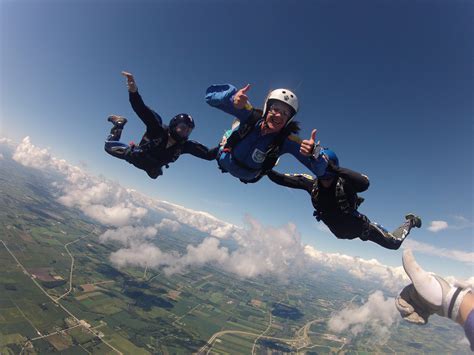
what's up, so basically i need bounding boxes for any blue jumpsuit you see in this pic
[205,84,327,182]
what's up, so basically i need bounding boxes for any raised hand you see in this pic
[233,84,251,109]
[300,129,318,157]
[121,71,138,93]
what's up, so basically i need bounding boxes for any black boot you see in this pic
[389,213,422,246]
[107,115,128,141]
[405,213,422,228]
[108,115,128,128]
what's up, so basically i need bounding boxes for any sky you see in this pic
[1,0,472,279]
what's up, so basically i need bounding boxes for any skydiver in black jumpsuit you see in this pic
[104,72,218,179]
[268,148,422,250]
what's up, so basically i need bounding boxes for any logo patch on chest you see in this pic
[252,148,267,163]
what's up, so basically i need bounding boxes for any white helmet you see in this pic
[263,88,299,119]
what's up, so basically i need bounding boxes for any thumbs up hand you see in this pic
[300,129,319,157]
[233,84,251,109]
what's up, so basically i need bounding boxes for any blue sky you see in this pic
[1,0,472,278]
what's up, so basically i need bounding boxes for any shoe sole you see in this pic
[107,115,128,126]
[405,213,422,228]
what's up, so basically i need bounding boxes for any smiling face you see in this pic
[264,101,293,133]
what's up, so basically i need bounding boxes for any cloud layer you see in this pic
[427,217,473,233]
[4,136,470,287]
[328,291,399,345]
[304,246,408,292]
[109,216,306,278]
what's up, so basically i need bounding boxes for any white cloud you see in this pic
[0,153,4,160]
[13,137,148,226]
[427,220,449,232]
[13,136,55,170]
[99,225,158,245]
[0,137,14,146]
[110,242,178,269]
[123,189,238,240]
[156,218,180,232]
[110,217,307,279]
[304,245,408,292]
[328,291,399,345]
[162,200,239,239]
[9,137,306,279]
[110,238,230,273]
[427,217,473,232]
[404,240,474,265]
[9,137,470,288]
[12,136,237,233]
[57,182,148,227]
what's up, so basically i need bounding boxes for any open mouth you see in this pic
[268,115,283,126]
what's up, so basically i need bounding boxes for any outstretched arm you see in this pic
[121,71,164,132]
[205,83,256,124]
[182,141,219,161]
[267,170,314,194]
[280,135,328,178]
[299,130,368,191]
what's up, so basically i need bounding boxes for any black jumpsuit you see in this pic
[267,163,414,250]
[105,91,218,178]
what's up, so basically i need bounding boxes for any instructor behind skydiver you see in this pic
[267,149,422,250]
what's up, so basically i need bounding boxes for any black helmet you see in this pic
[169,113,195,143]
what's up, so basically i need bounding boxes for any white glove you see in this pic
[395,249,471,324]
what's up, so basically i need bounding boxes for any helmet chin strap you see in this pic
[284,116,295,127]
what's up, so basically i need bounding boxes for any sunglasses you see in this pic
[268,104,291,118]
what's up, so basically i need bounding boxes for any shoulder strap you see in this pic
[335,177,360,213]
[259,125,294,174]
[223,109,263,151]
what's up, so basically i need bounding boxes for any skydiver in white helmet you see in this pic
[205,83,327,183]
